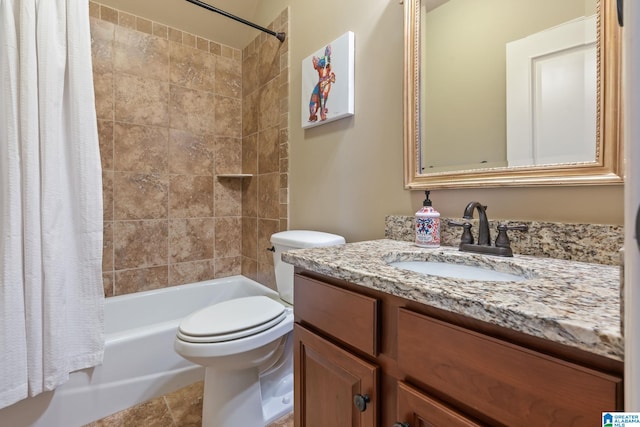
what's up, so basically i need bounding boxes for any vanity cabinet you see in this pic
[294,275,380,427]
[397,381,481,427]
[293,271,624,427]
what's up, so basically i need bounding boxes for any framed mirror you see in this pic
[403,0,622,189]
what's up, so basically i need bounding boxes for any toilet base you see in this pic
[202,366,264,427]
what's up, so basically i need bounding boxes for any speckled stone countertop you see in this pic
[283,239,623,361]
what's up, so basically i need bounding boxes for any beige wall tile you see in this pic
[88,1,100,19]
[170,42,216,92]
[215,256,241,277]
[103,221,114,272]
[209,41,221,56]
[97,119,114,170]
[242,133,258,175]
[113,220,168,270]
[241,256,258,281]
[242,91,259,137]
[258,37,281,86]
[214,95,242,138]
[258,79,279,131]
[152,22,168,39]
[169,175,213,218]
[118,11,136,30]
[169,260,215,286]
[102,272,114,298]
[257,219,278,267]
[221,45,233,58]
[169,218,215,263]
[93,72,113,120]
[114,26,169,81]
[242,176,258,218]
[242,216,257,260]
[113,123,168,173]
[168,129,213,176]
[242,51,259,97]
[214,217,241,259]
[102,171,114,221]
[99,5,118,24]
[215,55,241,98]
[214,137,242,175]
[113,172,168,220]
[90,18,114,74]
[196,36,209,51]
[258,127,279,174]
[114,75,169,126]
[114,266,168,295]
[214,179,242,217]
[90,5,289,309]
[169,85,217,135]
[258,173,279,220]
[168,27,183,43]
[182,32,196,48]
[136,17,153,35]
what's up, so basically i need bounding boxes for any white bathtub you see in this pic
[0,275,289,427]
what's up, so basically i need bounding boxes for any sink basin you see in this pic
[389,261,527,282]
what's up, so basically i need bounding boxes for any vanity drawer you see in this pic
[397,308,622,426]
[294,274,379,356]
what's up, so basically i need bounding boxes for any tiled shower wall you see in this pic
[90,1,289,296]
[86,2,290,426]
[241,11,290,289]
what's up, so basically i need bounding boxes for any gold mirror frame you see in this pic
[403,0,623,189]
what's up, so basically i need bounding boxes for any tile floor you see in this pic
[84,380,293,426]
[268,411,294,427]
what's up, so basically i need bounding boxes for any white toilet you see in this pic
[174,230,346,427]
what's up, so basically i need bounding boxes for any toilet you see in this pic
[174,230,346,427]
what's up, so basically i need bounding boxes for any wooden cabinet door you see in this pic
[294,324,378,427]
[396,381,484,427]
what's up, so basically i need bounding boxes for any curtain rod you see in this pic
[185,0,286,42]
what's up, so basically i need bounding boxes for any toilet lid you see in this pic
[177,296,286,343]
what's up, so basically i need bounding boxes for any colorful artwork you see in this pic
[301,32,354,129]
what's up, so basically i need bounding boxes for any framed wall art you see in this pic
[301,31,355,129]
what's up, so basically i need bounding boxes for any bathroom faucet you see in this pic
[448,201,528,257]
[462,202,490,245]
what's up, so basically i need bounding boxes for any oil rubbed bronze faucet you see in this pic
[448,201,528,257]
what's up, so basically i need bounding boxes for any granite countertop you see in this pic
[282,239,623,361]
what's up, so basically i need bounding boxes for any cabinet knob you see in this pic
[353,394,370,412]
[393,423,410,427]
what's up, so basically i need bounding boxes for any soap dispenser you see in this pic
[415,190,440,248]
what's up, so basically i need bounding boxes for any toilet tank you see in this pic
[270,230,346,305]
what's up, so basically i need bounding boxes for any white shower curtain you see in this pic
[0,0,104,409]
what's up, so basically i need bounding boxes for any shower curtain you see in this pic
[0,0,104,409]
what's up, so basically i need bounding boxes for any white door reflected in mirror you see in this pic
[507,15,597,167]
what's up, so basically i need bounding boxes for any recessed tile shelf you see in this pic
[216,174,254,178]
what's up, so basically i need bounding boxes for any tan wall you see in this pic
[287,0,414,242]
[284,0,622,242]
[92,2,289,296]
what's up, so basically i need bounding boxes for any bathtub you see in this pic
[0,275,290,427]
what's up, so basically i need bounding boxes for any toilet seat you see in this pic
[177,296,286,343]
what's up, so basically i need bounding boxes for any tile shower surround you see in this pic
[88,2,291,425]
[92,1,290,297]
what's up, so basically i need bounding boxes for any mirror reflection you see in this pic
[403,0,622,189]
[421,0,597,173]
